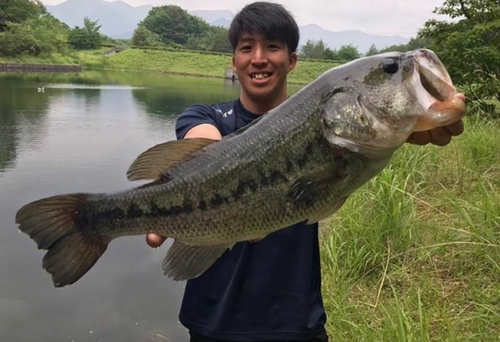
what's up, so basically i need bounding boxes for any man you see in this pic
[146,2,465,341]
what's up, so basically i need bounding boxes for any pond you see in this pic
[0,70,302,341]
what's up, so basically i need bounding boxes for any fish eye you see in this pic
[381,58,399,74]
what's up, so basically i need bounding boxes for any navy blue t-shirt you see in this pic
[175,99,326,341]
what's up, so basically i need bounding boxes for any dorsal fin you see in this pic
[126,138,217,181]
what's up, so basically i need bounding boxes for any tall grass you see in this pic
[320,115,500,341]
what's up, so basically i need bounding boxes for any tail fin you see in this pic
[15,193,109,287]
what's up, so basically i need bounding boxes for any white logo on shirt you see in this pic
[215,109,233,118]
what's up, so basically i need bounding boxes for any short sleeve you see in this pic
[175,104,218,140]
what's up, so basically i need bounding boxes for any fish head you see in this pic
[321,49,466,158]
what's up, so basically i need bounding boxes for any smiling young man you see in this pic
[146,2,465,341]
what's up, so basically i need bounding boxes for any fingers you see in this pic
[429,126,452,146]
[146,233,166,248]
[407,130,432,145]
[443,119,464,137]
[408,127,451,146]
[407,119,465,146]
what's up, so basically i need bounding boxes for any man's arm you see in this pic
[146,124,222,248]
[184,124,222,140]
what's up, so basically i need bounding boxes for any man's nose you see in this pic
[251,46,269,65]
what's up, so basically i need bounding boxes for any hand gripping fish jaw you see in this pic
[319,49,466,158]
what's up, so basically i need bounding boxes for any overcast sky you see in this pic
[39,0,451,38]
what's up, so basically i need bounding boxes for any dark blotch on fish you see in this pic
[233,179,259,200]
[198,200,208,211]
[127,202,144,218]
[210,193,230,208]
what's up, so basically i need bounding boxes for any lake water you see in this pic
[0,70,301,341]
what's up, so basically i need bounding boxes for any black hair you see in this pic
[228,2,300,54]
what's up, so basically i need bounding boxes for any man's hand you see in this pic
[407,119,464,146]
[146,234,166,248]
[407,93,466,146]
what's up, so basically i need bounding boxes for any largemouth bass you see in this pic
[16,49,466,287]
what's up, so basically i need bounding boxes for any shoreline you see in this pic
[0,63,310,85]
[0,63,82,73]
[0,49,340,84]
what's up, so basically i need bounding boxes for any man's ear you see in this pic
[288,52,298,72]
[232,56,236,71]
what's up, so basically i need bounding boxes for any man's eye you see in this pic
[240,45,252,51]
[268,44,280,50]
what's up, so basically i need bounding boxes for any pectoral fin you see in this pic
[162,240,232,281]
[306,196,348,224]
[287,162,350,224]
[287,163,346,206]
[127,138,217,181]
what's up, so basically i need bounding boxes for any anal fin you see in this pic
[162,240,232,281]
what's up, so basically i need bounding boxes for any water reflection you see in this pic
[0,71,304,342]
[0,77,51,173]
[0,72,230,342]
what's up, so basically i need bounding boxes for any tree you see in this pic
[419,0,500,104]
[365,44,379,56]
[378,37,431,53]
[0,22,41,56]
[69,17,102,49]
[209,26,232,53]
[25,13,69,54]
[0,0,69,56]
[139,5,210,46]
[300,39,329,59]
[134,6,232,52]
[132,26,165,48]
[184,26,232,53]
[0,0,41,31]
[323,47,338,60]
[336,44,361,61]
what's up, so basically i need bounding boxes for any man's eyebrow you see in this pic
[238,37,255,43]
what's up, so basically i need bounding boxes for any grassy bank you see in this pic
[320,115,500,340]
[0,48,340,84]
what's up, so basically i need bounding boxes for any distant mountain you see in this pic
[187,13,409,52]
[46,0,152,38]
[189,10,234,25]
[299,24,409,53]
[210,18,232,29]
[46,0,410,51]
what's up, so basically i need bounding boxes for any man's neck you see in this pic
[239,92,289,115]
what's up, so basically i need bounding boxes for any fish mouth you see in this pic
[419,62,453,102]
[412,49,466,132]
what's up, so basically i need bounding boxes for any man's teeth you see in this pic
[252,73,270,79]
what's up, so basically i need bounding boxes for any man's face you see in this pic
[232,32,297,106]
